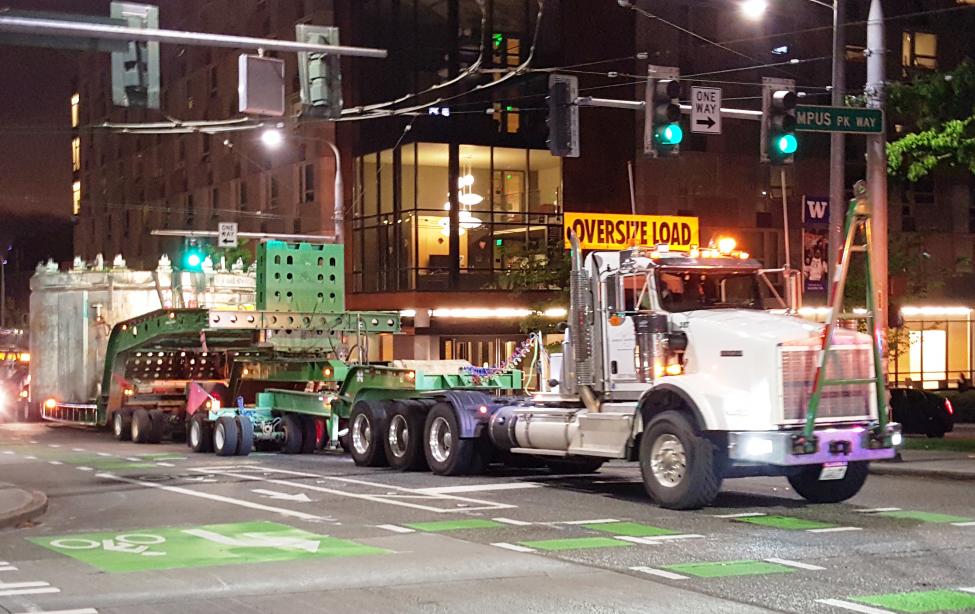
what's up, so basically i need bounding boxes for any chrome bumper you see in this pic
[727,423,901,466]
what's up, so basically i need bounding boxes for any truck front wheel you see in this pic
[787,462,869,503]
[639,411,722,510]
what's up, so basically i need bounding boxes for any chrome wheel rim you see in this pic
[190,421,201,448]
[429,416,452,464]
[131,418,140,441]
[352,413,371,455]
[388,414,409,458]
[650,433,687,488]
[113,413,123,436]
[214,424,225,451]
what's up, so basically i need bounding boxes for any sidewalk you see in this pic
[871,447,975,481]
[0,482,47,529]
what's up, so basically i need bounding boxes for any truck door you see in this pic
[603,273,641,383]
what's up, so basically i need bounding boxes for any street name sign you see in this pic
[690,87,722,134]
[218,222,239,248]
[795,106,884,134]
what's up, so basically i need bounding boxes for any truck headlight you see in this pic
[744,436,774,457]
[891,431,903,446]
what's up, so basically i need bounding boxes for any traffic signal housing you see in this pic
[546,75,580,158]
[109,2,160,109]
[645,66,682,158]
[761,78,798,165]
[296,25,343,119]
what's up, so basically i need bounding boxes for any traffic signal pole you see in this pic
[828,0,847,296]
[866,0,889,349]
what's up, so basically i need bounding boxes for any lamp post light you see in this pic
[740,0,845,295]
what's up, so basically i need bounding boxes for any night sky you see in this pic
[0,1,104,220]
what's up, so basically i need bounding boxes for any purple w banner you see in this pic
[802,195,829,227]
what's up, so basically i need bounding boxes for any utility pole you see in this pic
[866,0,889,345]
[828,0,846,292]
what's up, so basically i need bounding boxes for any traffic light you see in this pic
[182,240,205,272]
[296,25,343,119]
[546,75,580,158]
[645,66,682,158]
[109,2,160,109]
[761,77,798,165]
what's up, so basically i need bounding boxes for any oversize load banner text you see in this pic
[564,213,700,251]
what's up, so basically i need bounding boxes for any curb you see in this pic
[0,490,48,529]
[870,465,975,482]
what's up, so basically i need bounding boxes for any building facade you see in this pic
[72,0,975,366]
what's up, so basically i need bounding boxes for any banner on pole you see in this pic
[801,195,829,294]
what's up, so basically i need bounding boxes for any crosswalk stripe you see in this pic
[815,598,895,614]
[951,521,975,527]
[0,587,61,597]
[376,524,415,533]
[48,461,62,465]
[560,518,619,525]
[492,542,536,553]
[14,609,99,614]
[764,558,825,571]
[615,536,662,545]
[76,466,93,472]
[807,526,862,533]
[493,517,533,526]
[0,581,51,589]
[0,567,18,572]
[713,512,766,518]
[855,507,901,513]
[630,566,688,580]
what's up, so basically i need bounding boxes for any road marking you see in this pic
[95,473,327,522]
[0,587,61,597]
[559,518,619,525]
[952,521,975,527]
[492,542,536,553]
[0,566,18,572]
[28,440,38,444]
[96,452,113,457]
[856,507,901,513]
[76,466,93,472]
[630,566,688,580]
[24,456,37,460]
[0,581,52,589]
[182,528,321,553]
[493,517,533,526]
[48,444,60,448]
[764,558,825,570]
[71,448,84,452]
[2,451,14,455]
[961,587,975,594]
[13,609,99,614]
[48,461,62,466]
[648,534,704,541]
[807,526,862,534]
[195,467,516,513]
[251,489,312,503]
[816,599,895,614]
[615,536,662,545]
[713,512,766,518]
[126,457,141,462]
[156,462,176,467]
[376,524,415,534]
[413,482,542,495]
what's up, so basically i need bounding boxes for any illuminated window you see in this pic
[902,31,937,70]
[71,137,81,172]
[72,181,81,216]
[70,93,80,128]
[910,329,947,389]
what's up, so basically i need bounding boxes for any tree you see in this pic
[492,237,570,334]
[887,60,975,182]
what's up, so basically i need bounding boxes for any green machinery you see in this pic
[98,241,521,456]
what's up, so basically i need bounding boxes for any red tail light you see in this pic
[945,398,954,416]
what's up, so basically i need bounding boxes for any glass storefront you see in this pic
[353,142,563,292]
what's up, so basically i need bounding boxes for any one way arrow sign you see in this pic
[691,86,722,135]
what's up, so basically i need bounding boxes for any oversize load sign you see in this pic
[564,213,700,251]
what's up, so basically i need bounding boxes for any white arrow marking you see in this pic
[182,528,320,553]
[101,539,147,554]
[251,489,312,503]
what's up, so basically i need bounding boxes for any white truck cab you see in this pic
[488,240,900,509]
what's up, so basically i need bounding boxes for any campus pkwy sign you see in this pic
[564,213,700,252]
[795,105,884,134]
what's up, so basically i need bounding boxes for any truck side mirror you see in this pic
[556,321,568,333]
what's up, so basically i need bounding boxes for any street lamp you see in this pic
[741,0,846,291]
[260,128,284,150]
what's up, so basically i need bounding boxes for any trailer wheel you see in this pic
[213,416,240,457]
[281,414,304,455]
[235,415,254,456]
[113,410,132,441]
[424,402,483,476]
[385,401,428,471]
[787,461,869,504]
[348,401,388,467]
[131,409,152,444]
[147,410,165,444]
[639,410,722,510]
[189,414,212,453]
[299,416,318,454]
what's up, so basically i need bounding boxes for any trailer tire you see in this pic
[300,415,318,455]
[147,410,165,444]
[281,414,304,455]
[131,409,152,444]
[236,415,254,456]
[424,402,482,476]
[385,401,428,471]
[787,461,869,504]
[113,410,132,441]
[213,416,239,457]
[639,410,722,510]
[189,414,212,453]
[348,401,388,467]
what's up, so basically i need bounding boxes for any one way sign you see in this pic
[691,86,722,135]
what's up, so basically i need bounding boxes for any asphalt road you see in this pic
[1,423,974,614]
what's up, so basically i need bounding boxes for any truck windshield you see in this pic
[657,268,763,312]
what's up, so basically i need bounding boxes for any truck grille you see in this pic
[780,342,874,423]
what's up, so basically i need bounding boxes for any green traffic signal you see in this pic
[656,123,684,146]
[776,133,798,155]
[182,248,205,271]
